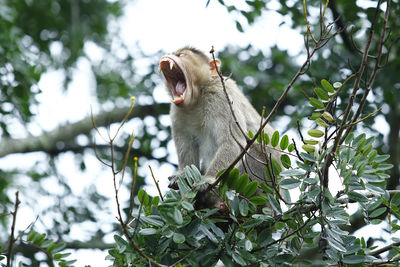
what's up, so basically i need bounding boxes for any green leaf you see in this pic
[114,235,128,247]
[235,21,244,32]
[181,201,194,211]
[54,253,71,260]
[173,233,185,243]
[243,181,258,198]
[235,231,245,239]
[345,132,354,145]
[300,152,316,162]
[248,130,254,138]
[321,79,335,93]
[264,133,270,145]
[200,225,218,243]
[310,112,322,120]
[327,236,346,252]
[27,231,37,242]
[280,169,306,176]
[267,194,281,214]
[322,111,334,121]
[232,196,240,216]
[280,154,291,168]
[369,207,387,218]
[356,137,367,151]
[280,135,289,150]
[178,174,191,193]
[226,168,240,188]
[391,192,400,206]
[242,218,263,229]
[271,158,282,175]
[249,196,268,206]
[232,252,246,266]
[279,178,301,189]
[357,162,367,177]
[173,208,183,224]
[139,228,157,235]
[316,118,329,128]
[191,164,202,181]
[234,174,249,193]
[314,87,329,101]
[271,131,279,147]
[151,196,160,206]
[333,82,342,89]
[309,97,325,109]
[288,143,295,152]
[304,139,319,145]
[368,150,378,162]
[141,216,164,227]
[348,191,369,202]
[138,189,149,206]
[245,240,253,251]
[260,181,274,194]
[365,183,385,194]
[376,163,394,171]
[374,154,390,163]
[184,166,194,185]
[52,242,67,253]
[33,233,46,245]
[362,143,373,156]
[239,199,249,216]
[308,129,324,138]
[274,221,286,230]
[342,255,366,264]
[302,144,315,153]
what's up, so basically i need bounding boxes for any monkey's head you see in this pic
[159,47,220,107]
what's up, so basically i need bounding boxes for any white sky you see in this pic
[2,0,392,266]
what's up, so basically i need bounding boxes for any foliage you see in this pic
[107,94,397,265]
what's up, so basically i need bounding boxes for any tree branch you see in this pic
[6,192,20,267]
[328,0,355,53]
[0,103,169,158]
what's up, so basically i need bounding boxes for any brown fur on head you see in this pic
[159,47,220,107]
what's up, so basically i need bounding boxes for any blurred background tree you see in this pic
[0,0,398,265]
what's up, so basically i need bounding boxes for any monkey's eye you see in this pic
[178,52,186,57]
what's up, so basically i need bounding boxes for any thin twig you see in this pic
[149,165,164,201]
[209,46,249,141]
[368,240,400,257]
[6,191,20,267]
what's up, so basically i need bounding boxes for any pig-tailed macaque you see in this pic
[159,47,279,207]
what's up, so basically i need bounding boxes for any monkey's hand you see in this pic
[168,174,180,190]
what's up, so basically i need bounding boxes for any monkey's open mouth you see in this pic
[159,57,187,105]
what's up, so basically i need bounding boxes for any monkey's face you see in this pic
[159,48,211,107]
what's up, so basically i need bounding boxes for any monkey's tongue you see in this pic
[172,81,186,104]
[175,81,186,96]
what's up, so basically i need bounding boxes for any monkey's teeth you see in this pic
[169,61,174,70]
[172,95,184,105]
[158,65,161,73]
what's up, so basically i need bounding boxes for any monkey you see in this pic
[159,47,279,207]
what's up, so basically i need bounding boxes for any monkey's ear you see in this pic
[209,59,221,77]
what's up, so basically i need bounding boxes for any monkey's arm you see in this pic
[168,126,200,189]
[205,139,241,177]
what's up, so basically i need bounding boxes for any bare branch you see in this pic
[6,192,20,267]
[0,103,169,158]
[209,46,249,141]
